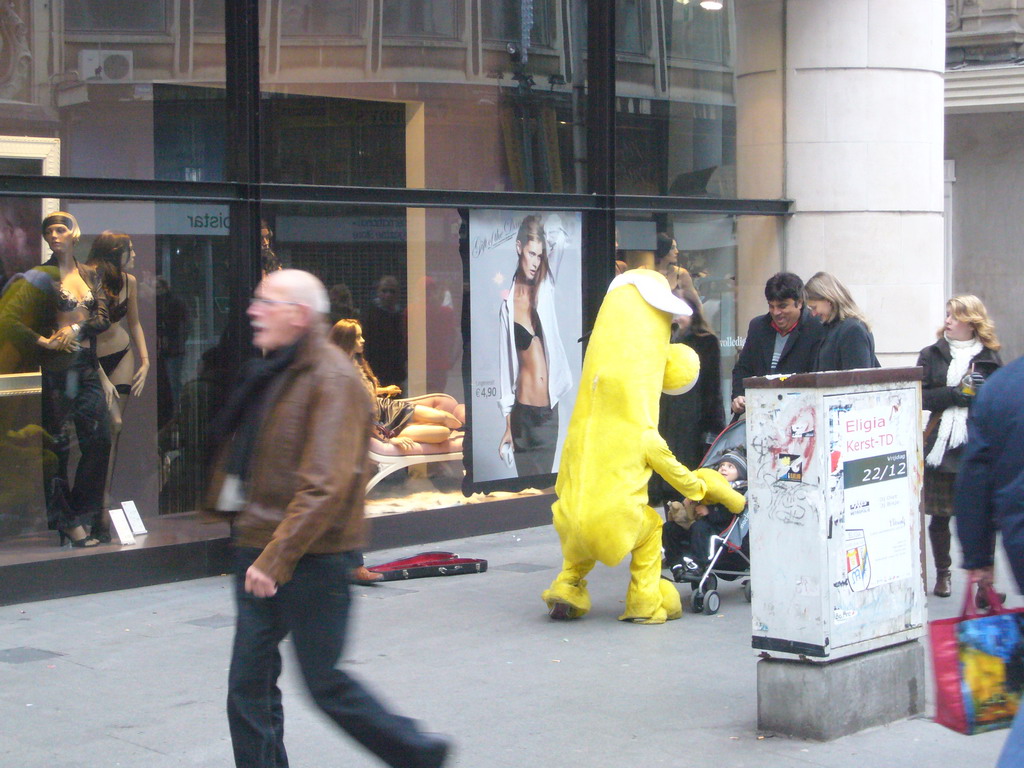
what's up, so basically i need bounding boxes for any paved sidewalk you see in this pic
[0,524,1010,768]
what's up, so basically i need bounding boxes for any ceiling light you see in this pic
[700,0,723,9]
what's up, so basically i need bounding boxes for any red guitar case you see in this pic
[366,551,488,581]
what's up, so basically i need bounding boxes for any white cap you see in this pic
[607,269,692,316]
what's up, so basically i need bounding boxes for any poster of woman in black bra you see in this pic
[464,210,581,491]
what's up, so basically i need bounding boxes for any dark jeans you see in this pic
[228,547,436,768]
[510,401,558,476]
[41,353,111,531]
[662,520,691,568]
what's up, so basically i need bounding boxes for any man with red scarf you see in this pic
[730,272,825,416]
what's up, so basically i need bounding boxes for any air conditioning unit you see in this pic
[78,50,134,83]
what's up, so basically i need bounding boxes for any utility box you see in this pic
[745,367,925,662]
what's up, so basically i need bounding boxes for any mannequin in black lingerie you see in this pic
[86,232,150,537]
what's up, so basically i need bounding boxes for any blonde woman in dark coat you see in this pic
[918,294,1002,598]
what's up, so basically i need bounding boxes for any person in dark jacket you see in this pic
[954,354,1024,768]
[361,274,407,387]
[804,271,880,371]
[650,297,725,507]
[204,269,449,768]
[730,272,824,416]
[920,294,1002,598]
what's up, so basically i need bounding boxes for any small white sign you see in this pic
[121,500,147,535]
[109,508,136,545]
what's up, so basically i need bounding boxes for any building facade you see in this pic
[0,0,945,604]
[945,0,1024,364]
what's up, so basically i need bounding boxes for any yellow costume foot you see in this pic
[547,601,583,620]
[542,579,591,620]
[618,579,683,624]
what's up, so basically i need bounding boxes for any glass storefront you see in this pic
[0,0,782,600]
[260,0,585,193]
[2,0,228,182]
[615,0,736,198]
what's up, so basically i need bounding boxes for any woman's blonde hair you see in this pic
[940,294,1001,350]
[804,271,869,328]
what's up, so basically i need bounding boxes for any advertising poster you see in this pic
[826,389,918,593]
[464,210,582,491]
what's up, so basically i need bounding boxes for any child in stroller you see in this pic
[662,430,751,613]
[665,450,748,580]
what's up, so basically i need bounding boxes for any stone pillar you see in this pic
[736,0,947,365]
[735,0,786,326]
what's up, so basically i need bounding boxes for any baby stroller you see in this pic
[667,418,751,615]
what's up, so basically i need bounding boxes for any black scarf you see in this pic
[208,341,300,480]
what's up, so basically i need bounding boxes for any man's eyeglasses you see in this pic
[249,297,304,308]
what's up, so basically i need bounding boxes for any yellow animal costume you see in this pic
[542,269,745,624]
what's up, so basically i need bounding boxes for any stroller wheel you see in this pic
[703,590,721,615]
[704,573,718,593]
[690,591,704,614]
[743,580,752,603]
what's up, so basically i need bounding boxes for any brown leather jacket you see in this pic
[203,328,374,585]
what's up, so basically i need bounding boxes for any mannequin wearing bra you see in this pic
[86,232,150,534]
[31,213,112,546]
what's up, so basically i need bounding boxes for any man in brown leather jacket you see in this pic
[204,269,449,768]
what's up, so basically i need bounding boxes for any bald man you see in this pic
[204,270,450,768]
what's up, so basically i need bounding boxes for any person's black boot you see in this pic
[933,569,951,598]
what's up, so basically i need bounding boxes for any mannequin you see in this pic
[86,232,149,539]
[0,212,112,546]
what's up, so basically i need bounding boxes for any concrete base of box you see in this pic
[757,640,926,741]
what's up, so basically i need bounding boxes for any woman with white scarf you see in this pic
[918,295,1002,598]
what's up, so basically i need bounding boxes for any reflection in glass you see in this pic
[0,199,238,550]
[664,0,730,63]
[615,0,736,197]
[616,0,648,55]
[0,1,226,182]
[282,0,362,37]
[616,214,738,414]
[260,203,469,503]
[482,0,555,46]
[66,1,167,33]
[383,0,458,38]
[261,0,585,192]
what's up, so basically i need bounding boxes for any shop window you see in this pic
[66,0,168,33]
[382,0,458,39]
[482,0,555,47]
[0,199,234,547]
[615,214,739,427]
[282,0,363,37]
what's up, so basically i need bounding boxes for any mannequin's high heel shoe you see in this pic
[58,525,99,549]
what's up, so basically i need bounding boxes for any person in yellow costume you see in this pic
[542,269,745,624]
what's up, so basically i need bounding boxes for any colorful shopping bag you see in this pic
[930,579,1024,734]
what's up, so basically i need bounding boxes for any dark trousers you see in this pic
[689,518,718,569]
[662,520,691,568]
[228,547,434,768]
[510,401,558,476]
[929,516,953,572]
[41,354,111,531]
